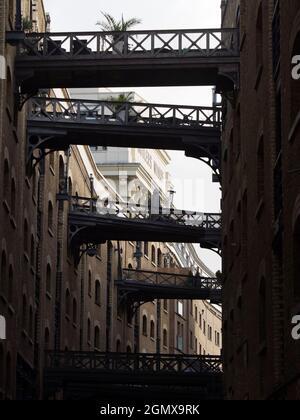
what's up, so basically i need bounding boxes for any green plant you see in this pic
[97,12,141,32]
[22,16,33,31]
[109,92,135,112]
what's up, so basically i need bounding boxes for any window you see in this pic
[163,299,168,312]
[195,337,198,354]
[150,320,155,339]
[46,264,51,295]
[65,289,71,317]
[24,219,29,254]
[48,201,53,231]
[257,137,265,200]
[194,306,198,323]
[142,315,147,336]
[95,280,101,305]
[157,249,162,267]
[199,314,202,330]
[30,235,35,267]
[3,159,9,201]
[22,294,27,330]
[94,326,100,350]
[151,245,156,264]
[87,319,91,343]
[203,320,206,336]
[72,299,77,324]
[116,339,121,353]
[163,329,168,348]
[45,328,50,350]
[0,251,7,296]
[144,242,149,257]
[88,271,92,296]
[8,265,13,304]
[177,322,183,351]
[10,178,16,217]
[190,331,193,349]
[176,300,184,317]
[256,3,263,70]
[29,306,33,338]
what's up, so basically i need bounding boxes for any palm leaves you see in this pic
[97,12,142,32]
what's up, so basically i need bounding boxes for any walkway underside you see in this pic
[117,269,222,304]
[44,352,223,401]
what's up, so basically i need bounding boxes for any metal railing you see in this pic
[45,351,222,374]
[29,97,222,129]
[20,28,239,59]
[121,268,221,291]
[69,196,222,230]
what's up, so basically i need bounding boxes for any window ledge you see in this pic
[46,291,52,300]
[48,228,54,238]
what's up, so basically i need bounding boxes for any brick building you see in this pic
[0,0,221,400]
[222,0,300,400]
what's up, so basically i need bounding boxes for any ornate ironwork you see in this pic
[69,196,221,229]
[117,268,222,304]
[28,97,222,129]
[45,351,222,374]
[121,268,220,290]
[20,28,239,59]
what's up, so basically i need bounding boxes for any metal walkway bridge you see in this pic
[9,28,239,92]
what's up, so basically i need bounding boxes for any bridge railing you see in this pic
[121,268,221,290]
[21,28,239,59]
[29,97,222,129]
[45,351,222,374]
[69,196,221,229]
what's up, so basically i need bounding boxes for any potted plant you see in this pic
[109,92,135,122]
[97,12,142,54]
[22,16,33,32]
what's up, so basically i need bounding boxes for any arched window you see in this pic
[94,326,100,350]
[88,270,92,295]
[29,305,34,338]
[126,345,132,353]
[24,219,29,253]
[157,249,162,267]
[48,201,53,231]
[65,289,71,317]
[163,299,168,312]
[142,315,147,336]
[10,178,16,217]
[144,242,149,257]
[163,329,168,348]
[87,319,91,343]
[116,339,121,353]
[30,235,35,267]
[255,3,263,70]
[3,159,9,200]
[72,298,77,324]
[68,177,73,196]
[95,280,101,305]
[151,245,156,264]
[0,251,7,296]
[46,264,51,295]
[150,320,155,339]
[22,294,27,330]
[8,265,13,304]
[58,156,65,193]
[45,328,50,350]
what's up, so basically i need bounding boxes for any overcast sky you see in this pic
[43,0,222,272]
